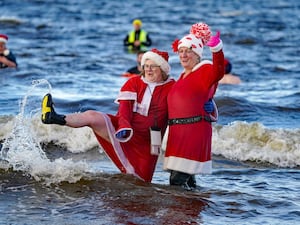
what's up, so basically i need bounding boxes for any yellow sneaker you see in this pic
[41,94,66,125]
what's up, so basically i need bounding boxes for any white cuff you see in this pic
[115,128,133,142]
[210,40,223,53]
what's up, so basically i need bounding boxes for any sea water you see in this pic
[0,0,299,224]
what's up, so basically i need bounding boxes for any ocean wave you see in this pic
[0,16,23,25]
[212,121,300,168]
[1,114,299,176]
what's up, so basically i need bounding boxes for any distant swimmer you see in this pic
[0,34,17,68]
[219,58,241,85]
[122,50,146,78]
[123,19,152,53]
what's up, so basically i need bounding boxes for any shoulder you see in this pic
[128,75,143,84]
[192,60,212,72]
[121,75,142,90]
[219,74,241,85]
[161,78,176,88]
[168,78,176,84]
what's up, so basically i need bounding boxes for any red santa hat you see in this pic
[172,22,211,58]
[141,48,171,74]
[0,34,8,43]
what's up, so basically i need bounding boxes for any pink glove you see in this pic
[206,31,221,47]
[206,31,223,52]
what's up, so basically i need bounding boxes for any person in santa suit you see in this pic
[0,34,17,68]
[164,22,224,190]
[41,48,175,183]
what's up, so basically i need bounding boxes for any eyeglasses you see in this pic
[143,64,160,70]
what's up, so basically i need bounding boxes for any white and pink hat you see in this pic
[172,22,212,58]
[0,34,8,43]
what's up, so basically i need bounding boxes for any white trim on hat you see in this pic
[0,37,7,43]
[141,51,170,74]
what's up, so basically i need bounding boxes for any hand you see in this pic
[206,31,221,48]
[134,40,141,47]
[204,99,214,113]
[116,130,130,139]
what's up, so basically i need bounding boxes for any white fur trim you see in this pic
[137,84,152,116]
[115,128,133,142]
[210,99,218,122]
[192,59,212,72]
[0,37,7,43]
[141,51,170,74]
[99,113,136,175]
[163,156,212,174]
[209,39,223,53]
[114,91,137,104]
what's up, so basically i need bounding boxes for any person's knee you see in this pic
[83,110,103,120]
[83,110,104,126]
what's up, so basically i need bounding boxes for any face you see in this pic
[0,42,6,53]
[137,52,144,65]
[133,24,141,31]
[178,47,200,71]
[143,59,164,83]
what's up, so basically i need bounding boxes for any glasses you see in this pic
[143,64,160,70]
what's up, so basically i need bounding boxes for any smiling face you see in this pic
[178,47,200,72]
[143,59,164,83]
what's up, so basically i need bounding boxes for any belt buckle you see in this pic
[192,116,201,123]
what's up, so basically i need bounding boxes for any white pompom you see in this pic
[3,49,10,56]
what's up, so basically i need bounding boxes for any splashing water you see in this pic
[0,79,90,184]
[1,79,51,162]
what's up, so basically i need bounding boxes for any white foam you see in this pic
[33,115,99,153]
[1,80,299,186]
[0,79,99,184]
[212,121,300,168]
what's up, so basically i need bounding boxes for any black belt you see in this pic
[168,115,213,125]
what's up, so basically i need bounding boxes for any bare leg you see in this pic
[65,110,111,142]
[42,94,111,143]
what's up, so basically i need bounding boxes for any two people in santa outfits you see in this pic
[41,22,224,190]
[42,48,175,182]
[0,34,17,68]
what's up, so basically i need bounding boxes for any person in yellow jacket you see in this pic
[123,19,152,53]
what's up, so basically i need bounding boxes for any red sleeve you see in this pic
[209,83,218,99]
[199,50,224,92]
[117,100,134,130]
[212,50,225,83]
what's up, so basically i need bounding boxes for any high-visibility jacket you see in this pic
[127,29,147,50]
